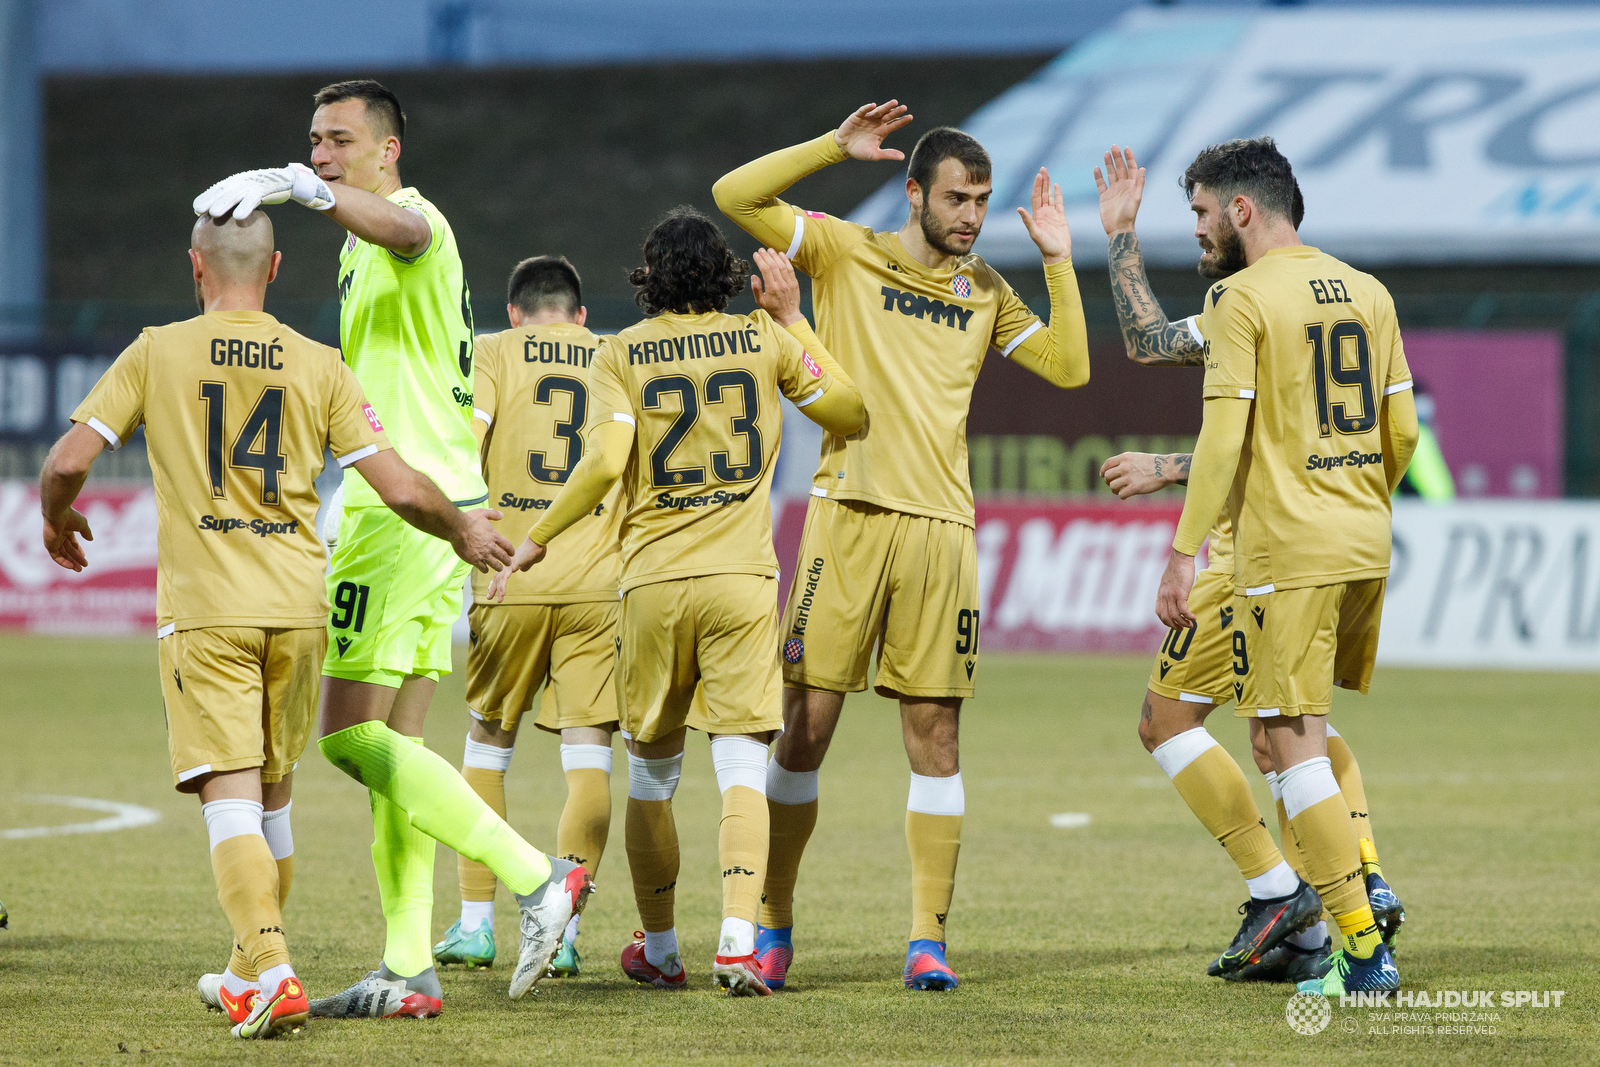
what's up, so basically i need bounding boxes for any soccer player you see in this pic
[432,256,623,977]
[1150,138,1418,996]
[713,101,1090,990]
[1095,145,1406,982]
[38,212,509,1038]
[492,212,864,995]
[193,80,589,1015]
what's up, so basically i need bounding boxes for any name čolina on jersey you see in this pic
[210,337,285,369]
[525,339,596,367]
[626,327,762,365]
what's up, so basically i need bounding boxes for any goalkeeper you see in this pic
[194,80,588,1017]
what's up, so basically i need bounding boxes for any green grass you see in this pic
[1,636,1596,1065]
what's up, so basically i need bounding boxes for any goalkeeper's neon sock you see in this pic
[319,721,552,894]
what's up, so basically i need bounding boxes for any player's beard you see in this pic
[918,203,979,259]
[1197,215,1246,279]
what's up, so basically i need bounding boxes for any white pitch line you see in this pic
[1049,812,1092,829]
[1,794,162,840]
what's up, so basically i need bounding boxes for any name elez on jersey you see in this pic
[210,337,284,369]
[1308,279,1352,305]
[524,338,596,368]
[879,286,974,331]
[627,328,762,365]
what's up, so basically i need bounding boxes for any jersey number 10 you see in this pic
[1305,321,1376,438]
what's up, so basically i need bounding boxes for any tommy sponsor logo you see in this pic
[654,489,753,511]
[1307,450,1383,471]
[499,492,553,512]
[879,285,974,331]
[361,403,383,432]
[628,329,761,365]
[791,556,824,636]
[197,516,301,537]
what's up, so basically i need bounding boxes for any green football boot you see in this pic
[548,939,582,977]
[433,918,495,968]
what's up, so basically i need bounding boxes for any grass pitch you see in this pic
[1,635,1596,1065]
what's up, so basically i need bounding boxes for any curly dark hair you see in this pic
[628,207,750,316]
[1181,137,1299,224]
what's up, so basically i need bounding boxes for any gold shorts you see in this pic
[1235,579,1385,718]
[465,600,618,734]
[780,497,980,699]
[618,573,783,743]
[1147,568,1242,706]
[157,626,325,792]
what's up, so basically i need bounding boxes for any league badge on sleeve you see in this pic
[802,352,821,378]
[362,403,384,432]
[952,275,971,299]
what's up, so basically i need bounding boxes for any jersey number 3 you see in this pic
[528,375,587,484]
[1305,321,1376,438]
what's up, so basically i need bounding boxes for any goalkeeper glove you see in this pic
[193,162,335,220]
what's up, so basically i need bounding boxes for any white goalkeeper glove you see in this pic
[193,162,336,220]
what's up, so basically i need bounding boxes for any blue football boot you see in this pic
[904,939,959,991]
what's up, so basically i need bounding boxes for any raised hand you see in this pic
[1101,452,1187,499]
[43,507,93,572]
[834,101,914,162]
[750,248,803,326]
[1094,145,1144,236]
[1016,167,1072,265]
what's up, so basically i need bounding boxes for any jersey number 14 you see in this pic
[199,382,286,505]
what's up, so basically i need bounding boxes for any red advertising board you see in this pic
[775,497,1200,654]
[0,482,158,633]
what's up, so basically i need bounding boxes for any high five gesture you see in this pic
[833,101,914,162]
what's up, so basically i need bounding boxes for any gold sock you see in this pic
[1328,734,1382,877]
[906,812,961,943]
[626,798,679,932]
[718,785,768,927]
[1335,904,1384,959]
[558,768,612,879]
[1170,746,1283,880]
[760,799,817,928]
[228,854,293,982]
[1287,794,1368,934]
[458,765,505,905]
[212,834,289,976]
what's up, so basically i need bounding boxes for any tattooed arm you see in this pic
[1101,451,1193,498]
[1107,232,1207,366]
[1094,145,1206,367]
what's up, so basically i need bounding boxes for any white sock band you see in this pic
[710,735,769,794]
[1264,770,1282,803]
[1326,723,1342,740]
[261,801,294,861]
[561,743,614,775]
[719,916,756,956]
[460,899,494,929]
[766,758,819,805]
[1150,727,1220,780]
[1278,756,1341,821]
[643,928,679,968]
[1246,859,1301,900]
[627,751,683,801]
[202,798,264,851]
[463,734,514,771]
[907,771,965,817]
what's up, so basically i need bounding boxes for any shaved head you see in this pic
[192,211,275,284]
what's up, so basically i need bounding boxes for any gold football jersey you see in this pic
[1200,246,1412,592]
[73,311,389,631]
[791,212,1047,525]
[586,308,836,592]
[1182,306,1234,576]
[472,323,624,604]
